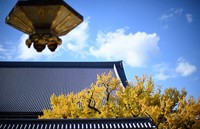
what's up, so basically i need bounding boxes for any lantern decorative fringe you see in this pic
[26,33,62,52]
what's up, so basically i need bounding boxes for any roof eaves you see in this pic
[113,61,128,87]
[0,61,121,68]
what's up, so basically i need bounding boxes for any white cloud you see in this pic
[0,44,7,59]
[175,58,197,76]
[153,63,175,81]
[89,28,160,67]
[160,8,183,21]
[153,57,197,80]
[0,42,19,60]
[162,25,169,30]
[0,44,6,52]
[173,8,183,14]
[160,14,173,21]
[160,8,193,24]
[185,13,193,23]
[61,20,89,53]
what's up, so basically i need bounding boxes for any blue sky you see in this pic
[0,0,200,99]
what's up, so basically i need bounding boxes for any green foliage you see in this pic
[39,72,200,129]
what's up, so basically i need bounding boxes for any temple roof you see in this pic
[0,61,127,113]
[0,117,156,129]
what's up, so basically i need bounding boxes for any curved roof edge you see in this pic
[113,61,128,87]
[0,61,128,87]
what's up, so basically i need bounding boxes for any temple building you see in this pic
[0,61,156,129]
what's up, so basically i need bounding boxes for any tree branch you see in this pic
[87,91,101,114]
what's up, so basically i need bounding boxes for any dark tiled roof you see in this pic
[0,61,157,128]
[0,117,156,129]
[0,61,127,113]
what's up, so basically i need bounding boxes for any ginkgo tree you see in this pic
[39,72,200,129]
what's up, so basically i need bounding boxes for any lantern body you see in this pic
[6,0,83,52]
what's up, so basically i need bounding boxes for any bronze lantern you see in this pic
[6,0,83,52]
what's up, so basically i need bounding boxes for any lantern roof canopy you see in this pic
[5,0,83,36]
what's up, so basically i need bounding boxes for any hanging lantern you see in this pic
[6,0,83,52]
